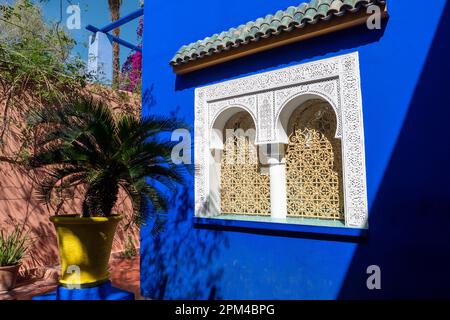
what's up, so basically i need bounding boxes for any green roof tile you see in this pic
[170,0,386,66]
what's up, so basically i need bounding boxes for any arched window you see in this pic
[285,100,344,220]
[220,111,270,216]
[197,53,368,227]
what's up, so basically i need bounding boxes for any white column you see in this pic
[88,32,113,86]
[267,144,287,220]
[208,148,222,217]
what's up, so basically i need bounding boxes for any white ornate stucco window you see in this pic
[194,52,368,229]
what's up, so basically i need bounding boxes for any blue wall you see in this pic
[140,0,450,299]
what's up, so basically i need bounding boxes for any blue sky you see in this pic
[7,0,143,64]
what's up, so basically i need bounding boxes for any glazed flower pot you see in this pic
[0,264,20,292]
[50,215,122,287]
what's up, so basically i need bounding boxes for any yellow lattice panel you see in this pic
[220,112,270,216]
[285,100,344,220]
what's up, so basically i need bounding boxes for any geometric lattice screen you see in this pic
[285,100,345,220]
[220,112,271,216]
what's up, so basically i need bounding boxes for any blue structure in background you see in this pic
[86,7,143,85]
[86,7,143,53]
[140,0,450,299]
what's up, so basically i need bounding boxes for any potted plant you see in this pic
[27,98,187,288]
[0,227,31,291]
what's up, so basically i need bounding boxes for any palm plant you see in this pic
[107,0,123,87]
[27,98,188,221]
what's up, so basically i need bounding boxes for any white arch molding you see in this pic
[194,52,368,228]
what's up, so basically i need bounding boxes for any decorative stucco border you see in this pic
[194,52,368,228]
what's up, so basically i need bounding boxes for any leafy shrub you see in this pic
[0,227,32,267]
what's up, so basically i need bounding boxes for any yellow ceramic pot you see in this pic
[50,215,122,287]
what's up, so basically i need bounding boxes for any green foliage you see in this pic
[0,227,32,267]
[27,98,189,222]
[0,0,87,89]
[122,235,137,259]
[0,0,89,151]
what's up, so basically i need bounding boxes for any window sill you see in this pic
[193,215,368,241]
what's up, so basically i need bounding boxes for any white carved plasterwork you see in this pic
[257,92,273,143]
[339,54,368,228]
[194,90,208,216]
[274,78,342,139]
[195,52,368,228]
[209,95,257,128]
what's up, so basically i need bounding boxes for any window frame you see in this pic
[194,52,368,229]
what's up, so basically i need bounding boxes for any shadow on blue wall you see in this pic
[140,0,450,299]
[175,20,387,91]
[141,15,389,300]
[339,1,450,299]
[140,188,229,299]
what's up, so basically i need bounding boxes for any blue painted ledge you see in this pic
[32,281,134,300]
[194,217,368,242]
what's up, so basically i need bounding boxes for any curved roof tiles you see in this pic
[170,0,386,67]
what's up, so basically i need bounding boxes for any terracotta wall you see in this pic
[0,86,140,273]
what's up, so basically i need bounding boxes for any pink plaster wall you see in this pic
[0,86,140,274]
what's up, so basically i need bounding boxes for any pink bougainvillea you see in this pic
[121,18,143,93]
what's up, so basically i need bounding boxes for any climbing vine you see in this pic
[120,17,143,94]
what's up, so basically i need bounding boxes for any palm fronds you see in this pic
[28,98,190,220]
